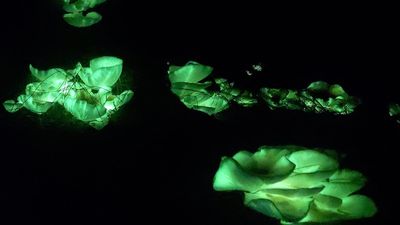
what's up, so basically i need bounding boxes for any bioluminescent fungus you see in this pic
[260,81,360,115]
[213,145,376,224]
[3,56,133,130]
[168,61,359,116]
[168,61,258,115]
[62,0,106,27]
[389,103,400,123]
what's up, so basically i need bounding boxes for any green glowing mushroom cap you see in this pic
[389,103,400,116]
[260,81,360,115]
[3,56,133,130]
[213,146,377,224]
[63,12,102,28]
[63,95,107,122]
[168,61,213,83]
[168,61,258,115]
[62,0,106,27]
[78,56,123,89]
[3,100,23,113]
[389,103,400,124]
[63,0,106,13]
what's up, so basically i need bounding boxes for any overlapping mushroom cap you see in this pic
[78,56,123,89]
[3,56,133,130]
[213,146,376,224]
[62,0,106,27]
[260,81,360,115]
[168,61,257,115]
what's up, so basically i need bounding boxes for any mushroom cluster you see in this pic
[213,145,377,224]
[3,56,133,129]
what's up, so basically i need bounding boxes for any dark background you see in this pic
[0,1,396,224]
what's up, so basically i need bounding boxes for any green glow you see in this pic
[168,61,257,115]
[62,0,106,27]
[3,56,134,130]
[213,146,377,224]
[260,81,360,114]
[389,103,400,123]
[169,62,358,115]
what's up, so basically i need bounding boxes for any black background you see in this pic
[0,1,396,224]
